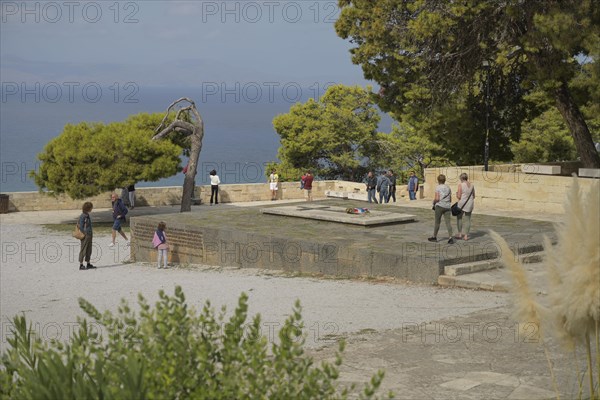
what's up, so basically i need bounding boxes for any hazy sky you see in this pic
[1,1,371,89]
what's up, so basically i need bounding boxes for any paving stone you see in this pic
[440,378,482,391]
[507,384,557,399]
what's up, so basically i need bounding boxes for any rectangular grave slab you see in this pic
[260,205,416,226]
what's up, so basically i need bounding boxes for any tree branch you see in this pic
[152,120,196,141]
[155,97,197,133]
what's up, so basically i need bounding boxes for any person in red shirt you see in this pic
[303,170,314,201]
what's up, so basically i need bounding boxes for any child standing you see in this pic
[152,221,169,269]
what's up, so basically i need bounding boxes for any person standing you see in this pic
[408,171,419,200]
[429,174,454,244]
[377,172,392,204]
[209,169,220,205]
[455,173,476,241]
[303,170,314,201]
[78,202,96,270]
[109,193,129,247]
[269,169,279,200]
[121,187,129,206]
[127,184,136,209]
[386,170,397,203]
[152,221,169,269]
[365,171,378,204]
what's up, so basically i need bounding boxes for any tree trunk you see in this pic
[181,132,203,212]
[554,83,600,169]
[153,98,205,212]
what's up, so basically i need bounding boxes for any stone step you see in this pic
[437,274,510,292]
[443,251,544,276]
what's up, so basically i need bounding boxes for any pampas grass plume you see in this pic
[489,231,545,341]
[544,177,600,340]
[492,176,600,399]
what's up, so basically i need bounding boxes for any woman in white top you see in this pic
[455,173,475,241]
[429,174,455,244]
[209,169,220,205]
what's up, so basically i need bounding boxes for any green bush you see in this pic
[1,287,391,399]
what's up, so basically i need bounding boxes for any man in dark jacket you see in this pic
[109,193,129,247]
[365,171,378,204]
[386,170,397,203]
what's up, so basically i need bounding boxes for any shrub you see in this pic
[1,287,391,399]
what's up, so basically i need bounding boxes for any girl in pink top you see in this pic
[152,221,169,269]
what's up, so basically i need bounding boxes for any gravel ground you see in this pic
[1,223,507,351]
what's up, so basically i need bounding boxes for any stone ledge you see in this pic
[578,168,600,178]
[522,164,561,175]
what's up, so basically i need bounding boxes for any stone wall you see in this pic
[5,166,596,214]
[424,165,599,214]
[131,212,441,283]
[132,217,204,264]
[3,181,339,212]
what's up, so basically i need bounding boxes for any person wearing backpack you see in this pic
[109,192,129,247]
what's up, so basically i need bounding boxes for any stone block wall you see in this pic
[131,217,204,265]
[5,165,595,214]
[424,165,599,213]
[131,214,441,283]
[3,181,338,212]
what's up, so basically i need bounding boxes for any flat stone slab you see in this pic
[522,164,561,175]
[579,168,600,178]
[260,205,416,226]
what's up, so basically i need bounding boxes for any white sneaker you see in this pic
[108,242,115,247]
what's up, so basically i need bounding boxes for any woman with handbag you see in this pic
[428,174,454,244]
[455,173,475,241]
[78,202,96,270]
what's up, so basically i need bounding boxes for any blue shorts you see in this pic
[112,218,123,231]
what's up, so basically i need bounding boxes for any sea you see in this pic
[0,86,392,192]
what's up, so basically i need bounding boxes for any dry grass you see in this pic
[491,177,600,400]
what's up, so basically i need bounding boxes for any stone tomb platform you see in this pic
[260,205,416,226]
[130,200,556,284]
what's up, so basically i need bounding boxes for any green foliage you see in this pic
[375,123,450,181]
[264,161,303,183]
[1,287,391,400]
[336,0,600,166]
[511,109,577,163]
[31,113,183,199]
[272,85,381,181]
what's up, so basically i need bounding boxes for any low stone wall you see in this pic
[424,165,599,214]
[5,164,594,214]
[2,181,338,212]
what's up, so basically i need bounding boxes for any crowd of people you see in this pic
[76,192,168,271]
[364,169,475,244]
[75,169,475,270]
